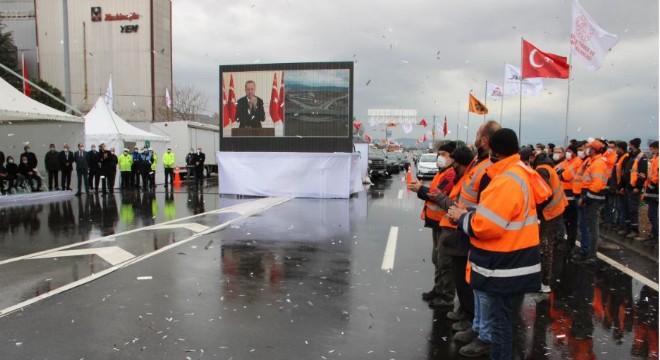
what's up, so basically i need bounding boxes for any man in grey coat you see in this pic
[73,143,90,196]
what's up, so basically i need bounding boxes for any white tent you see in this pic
[0,77,83,174]
[84,97,170,185]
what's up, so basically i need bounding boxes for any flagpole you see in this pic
[466,105,470,143]
[456,100,460,141]
[518,37,523,142]
[432,115,436,143]
[564,51,573,146]
[499,91,504,125]
[483,81,488,123]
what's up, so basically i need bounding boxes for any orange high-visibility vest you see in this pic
[630,152,647,186]
[573,157,591,196]
[615,153,630,185]
[421,168,454,222]
[645,154,659,199]
[461,154,550,295]
[582,156,608,200]
[537,164,568,221]
[604,151,617,179]
[457,157,491,208]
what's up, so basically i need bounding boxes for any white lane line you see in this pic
[0,197,288,266]
[381,226,399,270]
[30,246,135,266]
[0,196,292,318]
[397,190,403,199]
[151,223,210,233]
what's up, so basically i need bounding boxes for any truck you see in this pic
[135,121,220,178]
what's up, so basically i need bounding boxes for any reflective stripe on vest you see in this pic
[469,261,541,278]
[615,153,630,185]
[586,192,606,200]
[630,152,646,186]
[457,158,491,208]
[537,164,567,220]
[421,170,450,222]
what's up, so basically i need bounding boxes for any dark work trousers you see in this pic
[120,171,131,189]
[452,255,474,321]
[647,199,659,240]
[131,165,140,189]
[616,193,629,228]
[61,170,72,190]
[487,292,524,360]
[431,227,455,301]
[579,199,605,259]
[563,200,578,249]
[76,169,89,193]
[194,167,204,187]
[89,170,100,191]
[540,216,561,286]
[626,188,642,232]
[164,168,174,186]
[47,170,59,190]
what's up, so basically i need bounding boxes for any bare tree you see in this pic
[173,84,208,121]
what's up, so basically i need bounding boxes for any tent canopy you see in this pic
[0,76,82,123]
[84,97,170,143]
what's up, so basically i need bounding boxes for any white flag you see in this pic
[402,123,413,134]
[103,75,113,109]
[165,87,172,109]
[571,0,619,70]
[486,82,504,98]
[503,64,543,97]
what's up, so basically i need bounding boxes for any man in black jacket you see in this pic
[59,144,73,190]
[236,80,265,128]
[20,145,38,171]
[87,144,101,192]
[74,143,90,196]
[18,155,42,191]
[620,137,648,240]
[193,147,206,189]
[45,144,60,191]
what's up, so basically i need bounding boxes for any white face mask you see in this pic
[535,149,542,155]
[577,150,586,159]
[566,152,573,160]
[552,153,562,162]
[436,156,447,169]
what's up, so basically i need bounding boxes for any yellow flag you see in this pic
[469,93,488,115]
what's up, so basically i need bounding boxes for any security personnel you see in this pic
[131,146,141,189]
[407,141,457,307]
[555,145,582,251]
[621,138,648,240]
[642,141,658,246]
[150,149,159,190]
[449,128,551,360]
[162,147,176,187]
[118,148,133,190]
[533,153,568,292]
[574,139,609,265]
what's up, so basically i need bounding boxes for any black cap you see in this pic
[451,145,474,166]
[630,138,641,148]
[438,141,457,154]
[489,128,519,156]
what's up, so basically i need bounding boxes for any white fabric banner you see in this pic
[503,64,543,97]
[217,152,363,198]
[571,0,619,70]
[486,82,504,98]
[402,123,413,134]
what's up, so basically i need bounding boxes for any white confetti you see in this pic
[137,276,152,280]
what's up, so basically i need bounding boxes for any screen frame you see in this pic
[219,61,354,153]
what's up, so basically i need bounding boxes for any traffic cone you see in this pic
[174,166,181,189]
[406,170,412,184]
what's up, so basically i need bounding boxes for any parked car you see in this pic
[416,153,438,179]
[368,147,387,179]
[395,152,411,171]
[384,153,402,174]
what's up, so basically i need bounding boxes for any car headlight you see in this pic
[368,160,373,164]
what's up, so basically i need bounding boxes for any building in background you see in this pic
[29,0,172,122]
[0,0,38,78]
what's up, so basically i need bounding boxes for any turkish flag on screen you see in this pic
[278,72,284,122]
[228,75,237,122]
[522,39,569,79]
[222,78,230,127]
[269,72,281,123]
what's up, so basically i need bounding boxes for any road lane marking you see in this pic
[151,223,210,233]
[0,196,292,318]
[30,246,135,266]
[381,226,399,270]
[397,190,403,199]
[0,197,287,266]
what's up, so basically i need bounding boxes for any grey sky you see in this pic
[172,0,659,146]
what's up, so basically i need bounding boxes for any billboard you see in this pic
[219,62,353,153]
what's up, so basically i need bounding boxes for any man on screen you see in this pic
[236,80,265,128]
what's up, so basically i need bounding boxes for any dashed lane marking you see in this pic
[381,226,399,270]
[31,246,135,266]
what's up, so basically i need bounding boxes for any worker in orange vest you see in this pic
[620,138,648,240]
[642,140,659,246]
[574,139,609,266]
[602,140,619,225]
[448,128,551,360]
[407,141,457,308]
[556,144,583,252]
[612,141,630,232]
[533,152,568,292]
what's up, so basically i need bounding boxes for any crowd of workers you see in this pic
[0,144,209,196]
[407,120,658,359]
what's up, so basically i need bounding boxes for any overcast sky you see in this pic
[172,0,659,146]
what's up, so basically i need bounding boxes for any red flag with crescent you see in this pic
[419,118,428,127]
[228,75,237,122]
[522,39,569,79]
[269,72,282,123]
[442,116,448,137]
[278,72,285,122]
[222,78,230,127]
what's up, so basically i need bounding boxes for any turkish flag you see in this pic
[228,75,237,122]
[269,72,281,123]
[522,39,569,79]
[222,78,230,127]
[442,116,448,137]
[353,121,362,131]
[419,118,427,127]
[364,134,371,143]
[422,134,427,142]
[22,53,30,97]
[278,72,285,122]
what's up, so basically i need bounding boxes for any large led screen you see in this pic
[219,62,354,153]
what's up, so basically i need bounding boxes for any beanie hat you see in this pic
[630,138,641,148]
[519,147,534,160]
[489,128,519,156]
[438,141,457,154]
[451,145,474,166]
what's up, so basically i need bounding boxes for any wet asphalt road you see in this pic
[0,177,657,359]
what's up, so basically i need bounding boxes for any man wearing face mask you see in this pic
[59,144,73,190]
[620,138,648,240]
[407,141,457,308]
[557,144,583,252]
[87,144,100,192]
[601,140,619,226]
[194,147,206,189]
[131,146,142,189]
[44,144,61,191]
[73,143,90,196]
[573,139,609,266]
[18,154,42,191]
[613,141,630,233]
[448,128,551,360]
[162,147,176,188]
